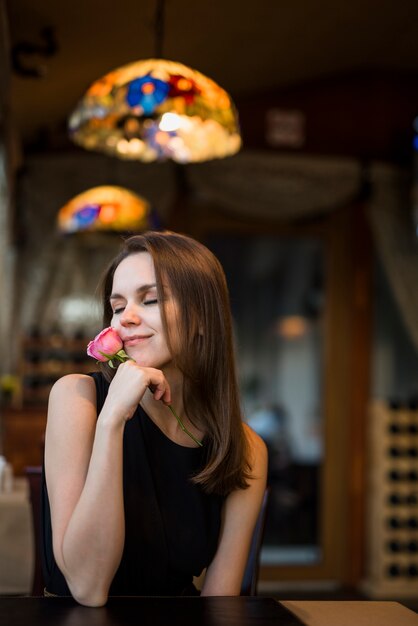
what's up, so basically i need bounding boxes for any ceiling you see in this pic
[6,0,418,148]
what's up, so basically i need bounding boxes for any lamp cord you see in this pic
[154,0,165,58]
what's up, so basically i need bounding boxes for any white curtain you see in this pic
[368,163,418,352]
[188,151,362,219]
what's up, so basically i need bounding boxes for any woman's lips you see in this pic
[124,336,150,347]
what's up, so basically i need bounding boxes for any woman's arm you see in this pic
[201,425,268,596]
[45,373,125,606]
[45,362,171,607]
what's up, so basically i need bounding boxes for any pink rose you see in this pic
[87,327,125,362]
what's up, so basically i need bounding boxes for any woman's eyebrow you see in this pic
[109,283,157,300]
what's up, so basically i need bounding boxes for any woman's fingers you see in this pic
[117,361,171,405]
[149,378,171,405]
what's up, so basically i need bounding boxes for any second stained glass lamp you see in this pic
[68,59,241,163]
[57,186,151,233]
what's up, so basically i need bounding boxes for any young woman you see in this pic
[43,231,267,606]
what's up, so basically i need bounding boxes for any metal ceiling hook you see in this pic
[12,26,58,78]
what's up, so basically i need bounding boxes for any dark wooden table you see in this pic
[2,597,418,626]
[0,596,301,626]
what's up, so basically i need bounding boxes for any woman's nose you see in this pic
[120,305,141,326]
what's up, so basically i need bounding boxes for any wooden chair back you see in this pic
[25,466,44,596]
[240,487,270,596]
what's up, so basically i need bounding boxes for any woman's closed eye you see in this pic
[112,298,157,314]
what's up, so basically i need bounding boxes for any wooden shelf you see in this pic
[2,335,100,474]
[20,334,98,405]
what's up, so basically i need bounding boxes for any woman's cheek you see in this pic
[110,315,119,328]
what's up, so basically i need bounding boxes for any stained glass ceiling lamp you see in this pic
[68,58,241,164]
[57,186,151,233]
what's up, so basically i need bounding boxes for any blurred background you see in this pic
[1,0,418,605]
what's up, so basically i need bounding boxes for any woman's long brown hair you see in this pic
[99,231,251,495]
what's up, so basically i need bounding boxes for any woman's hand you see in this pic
[104,360,172,423]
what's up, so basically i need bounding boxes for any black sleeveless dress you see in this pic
[41,372,223,596]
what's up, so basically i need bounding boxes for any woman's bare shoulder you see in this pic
[242,422,268,478]
[243,422,267,455]
[48,374,97,424]
[49,373,96,400]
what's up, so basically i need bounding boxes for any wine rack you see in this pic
[20,333,98,405]
[363,400,418,597]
